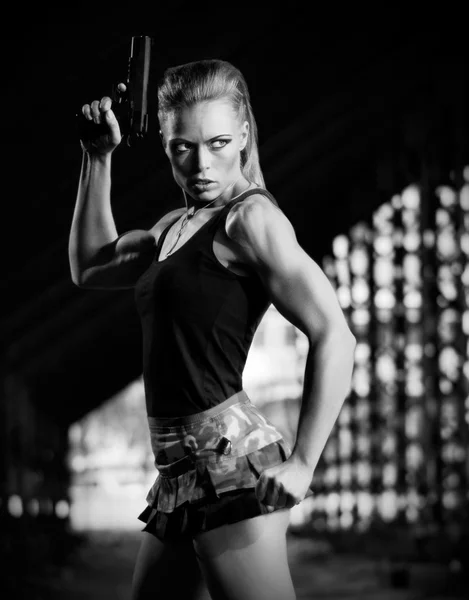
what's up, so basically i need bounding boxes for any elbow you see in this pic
[69,264,81,287]
[334,331,356,355]
[69,252,90,288]
[68,241,93,288]
[339,330,357,349]
[70,267,89,288]
[69,251,82,287]
[310,327,356,349]
[71,274,85,288]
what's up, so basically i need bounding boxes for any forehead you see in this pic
[162,99,239,139]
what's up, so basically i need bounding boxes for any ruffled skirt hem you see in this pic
[138,488,289,541]
[138,438,313,541]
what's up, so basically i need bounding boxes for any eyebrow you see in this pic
[170,134,233,144]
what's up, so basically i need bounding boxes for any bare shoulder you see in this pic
[225,195,354,340]
[227,193,289,230]
[226,193,296,259]
[227,192,282,216]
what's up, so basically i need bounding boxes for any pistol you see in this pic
[113,35,153,146]
[77,35,154,147]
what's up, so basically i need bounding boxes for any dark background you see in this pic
[1,8,468,426]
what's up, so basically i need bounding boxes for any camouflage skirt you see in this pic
[138,389,301,541]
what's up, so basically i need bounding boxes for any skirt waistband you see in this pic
[147,390,251,429]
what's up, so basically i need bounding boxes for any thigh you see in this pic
[193,509,296,600]
[131,531,211,600]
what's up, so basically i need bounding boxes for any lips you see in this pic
[191,179,216,192]
[192,179,214,185]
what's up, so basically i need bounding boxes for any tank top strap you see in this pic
[210,187,276,230]
[155,187,277,259]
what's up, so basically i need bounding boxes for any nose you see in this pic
[194,145,211,173]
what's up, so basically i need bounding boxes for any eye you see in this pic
[210,139,230,150]
[173,143,192,155]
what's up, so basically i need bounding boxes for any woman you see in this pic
[70,59,356,600]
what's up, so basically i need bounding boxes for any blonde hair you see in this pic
[157,59,266,189]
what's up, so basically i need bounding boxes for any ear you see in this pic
[240,120,249,151]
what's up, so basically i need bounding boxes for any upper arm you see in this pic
[226,196,355,343]
[77,207,185,290]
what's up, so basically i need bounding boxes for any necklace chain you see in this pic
[164,195,220,258]
[164,181,251,258]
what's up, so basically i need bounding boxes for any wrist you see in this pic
[290,448,317,473]
[83,151,112,167]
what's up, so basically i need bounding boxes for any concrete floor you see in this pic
[22,530,468,600]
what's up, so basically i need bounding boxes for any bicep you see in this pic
[259,244,351,341]
[228,198,352,341]
[77,207,185,290]
[77,229,157,290]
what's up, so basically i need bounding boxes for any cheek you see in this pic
[218,146,240,171]
[169,155,189,176]
[169,161,186,187]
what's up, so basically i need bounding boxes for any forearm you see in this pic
[291,330,356,472]
[68,152,118,284]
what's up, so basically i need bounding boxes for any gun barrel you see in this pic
[127,35,153,140]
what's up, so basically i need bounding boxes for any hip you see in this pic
[147,389,287,475]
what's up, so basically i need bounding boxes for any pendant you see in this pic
[187,206,196,219]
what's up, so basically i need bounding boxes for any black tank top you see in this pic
[134,187,275,417]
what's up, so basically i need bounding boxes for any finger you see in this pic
[263,479,280,507]
[99,96,112,112]
[82,104,92,120]
[276,490,288,508]
[285,496,299,509]
[104,108,117,125]
[90,100,101,123]
[255,475,268,503]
